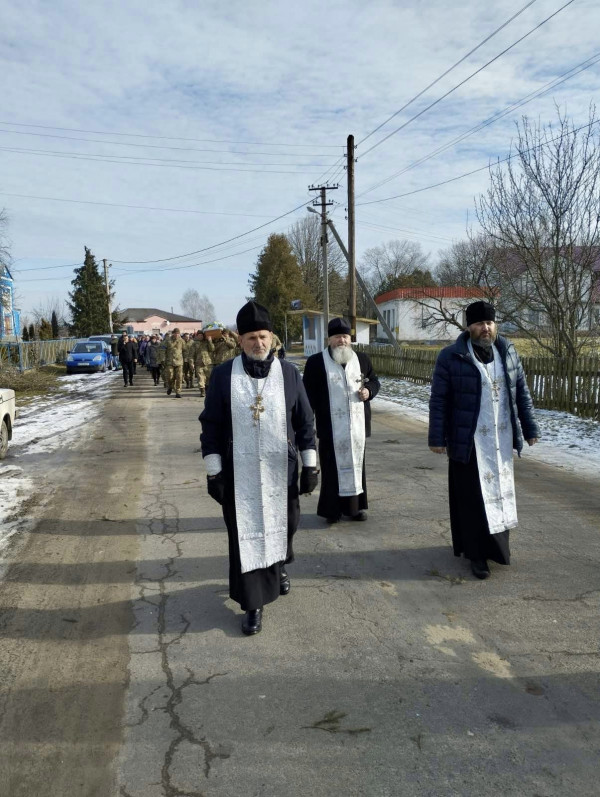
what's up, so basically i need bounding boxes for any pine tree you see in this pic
[22,325,29,341]
[28,323,35,340]
[38,318,53,340]
[68,247,112,336]
[51,310,59,339]
[248,234,312,339]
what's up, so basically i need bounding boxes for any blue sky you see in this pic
[1,0,599,326]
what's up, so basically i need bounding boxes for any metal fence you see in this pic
[356,344,600,420]
[0,338,79,371]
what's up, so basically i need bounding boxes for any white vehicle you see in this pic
[0,388,17,459]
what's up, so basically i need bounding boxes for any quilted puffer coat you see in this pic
[428,331,540,464]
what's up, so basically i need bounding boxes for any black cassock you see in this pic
[448,452,511,565]
[303,350,380,520]
[199,354,315,611]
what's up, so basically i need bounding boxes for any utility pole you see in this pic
[103,259,113,333]
[347,134,357,341]
[308,183,338,336]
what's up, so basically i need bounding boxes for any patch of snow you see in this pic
[376,376,600,480]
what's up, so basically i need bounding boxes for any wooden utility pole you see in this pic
[103,259,113,333]
[308,183,338,336]
[347,134,357,341]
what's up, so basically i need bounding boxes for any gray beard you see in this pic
[331,345,353,365]
[246,350,269,361]
[474,337,494,350]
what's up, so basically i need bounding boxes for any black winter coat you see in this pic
[303,350,380,440]
[428,331,540,464]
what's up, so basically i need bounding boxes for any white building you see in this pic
[375,287,489,342]
[289,309,377,356]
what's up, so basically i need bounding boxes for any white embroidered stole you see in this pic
[231,356,288,573]
[323,349,365,496]
[468,341,518,534]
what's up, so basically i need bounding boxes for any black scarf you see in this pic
[242,351,274,379]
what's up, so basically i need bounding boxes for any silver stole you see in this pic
[323,348,365,496]
[231,356,288,573]
[468,341,518,534]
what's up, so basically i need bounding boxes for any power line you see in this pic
[357,118,600,207]
[359,49,600,198]
[358,0,539,147]
[0,127,333,158]
[0,146,325,175]
[359,0,577,159]
[0,120,341,148]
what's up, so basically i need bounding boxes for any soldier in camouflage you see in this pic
[182,332,195,389]
[192,331,215,397]
[165,328,185,398]
[158,332,170,388]
[211,328,239,368]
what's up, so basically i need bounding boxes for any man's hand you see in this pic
[358,387,370,402]
[207,472,226,504]
[299,467,319,495]
[527,438,539,446]
[429,446,446,454]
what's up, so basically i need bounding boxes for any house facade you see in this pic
[119,308,202,336]
[0,264,20,340]
[375,287,489,342]
[289,309,377,356]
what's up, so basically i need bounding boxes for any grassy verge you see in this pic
[0,364,66,401]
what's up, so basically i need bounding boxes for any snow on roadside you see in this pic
[376,376,600,480]
[0,370,119,552]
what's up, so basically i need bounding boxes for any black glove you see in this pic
[207,472,226,505]
[299,467,319,495]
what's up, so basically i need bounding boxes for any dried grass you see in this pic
[0,364,64,398]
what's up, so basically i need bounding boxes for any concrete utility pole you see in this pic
[347,134,357,341]
[103,259,113,333]
[308,183,338,335]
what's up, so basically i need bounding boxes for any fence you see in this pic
[0,338,79,371]
[356,344,599,420]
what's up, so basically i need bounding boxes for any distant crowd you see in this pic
[113,328,285,396]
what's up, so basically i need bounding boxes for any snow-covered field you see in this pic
[0,370,119,551]
[377,376,600,479]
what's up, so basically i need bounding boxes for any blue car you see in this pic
[66,341,112,374]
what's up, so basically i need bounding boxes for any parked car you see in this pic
[0,388,17,459]
[65,341,112,374]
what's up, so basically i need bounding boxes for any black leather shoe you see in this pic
[470,559,490,579]
[175,393,182,398]
[242,608,262,635]
[167,388,172,395]
[326,516,341,524]
[353,510,368,521]
[280,567,290,595]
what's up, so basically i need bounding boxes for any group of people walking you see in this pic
[199,299,540,637]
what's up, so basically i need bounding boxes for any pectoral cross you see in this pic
[491,379,500,401]
[250,394,265,423]
[356,373,366,390]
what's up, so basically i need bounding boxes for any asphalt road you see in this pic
[0,368,599,797]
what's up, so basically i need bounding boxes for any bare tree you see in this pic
[286,215,348,313]
[476,107,600,357]
[0,209,10,268]
[32,297,67,326]
[359,239,430,296]
[180,289,216,323]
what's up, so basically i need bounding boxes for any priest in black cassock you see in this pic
[199,301,318,635]
[428,301,540,579]
[303,317,380,523]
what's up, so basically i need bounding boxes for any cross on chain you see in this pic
[491,379,501,401]
[250,394,265,424]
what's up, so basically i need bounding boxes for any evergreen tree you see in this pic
[67,247,113,336]
[38,318,53,340]
[22,325,29,341]
[51,310,59,339]
[248,234,312,340]
[28,323,35,340]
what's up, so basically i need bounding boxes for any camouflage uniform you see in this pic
[211,330,239,367]
[182,337,195,388]
[165,334,185,395]
[158,334,169,387]
[192,336,215,396]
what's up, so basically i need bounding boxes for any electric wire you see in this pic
[358,0,540,147]
[359,0,577,159]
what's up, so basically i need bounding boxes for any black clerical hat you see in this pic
[465,301,495,326]
[236,301,273,335]
[328,317,351,336]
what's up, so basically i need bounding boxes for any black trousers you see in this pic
[121,361,134,384]
[150,366,160,383]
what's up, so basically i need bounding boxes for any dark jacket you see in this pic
[110,338,119,356]
[428,331,540,464]
[118,340,136,363]
[303,350,380,440]
[199,355,315,488]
